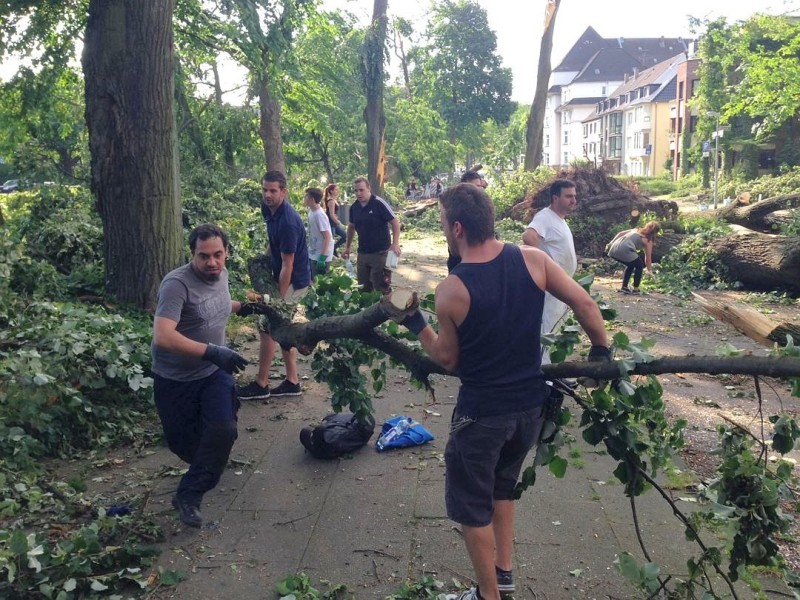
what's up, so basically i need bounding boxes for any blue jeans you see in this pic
[154,370,238,506]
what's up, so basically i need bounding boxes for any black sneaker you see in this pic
[620,286,633,294]
[237,381,271,400]
[171,496,202,528]
[270,379,302,397]
[496,566,514,593]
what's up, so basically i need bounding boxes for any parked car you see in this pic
[1,179,19,193]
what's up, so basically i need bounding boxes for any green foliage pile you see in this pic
[0,185,177,598]
[718,165,800,203]
[3,186,104,298]
[489,166,555,216]
[648,216,731,295]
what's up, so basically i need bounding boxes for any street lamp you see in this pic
[707,111,721,209]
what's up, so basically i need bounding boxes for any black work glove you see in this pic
[238,302,269,318]
[587,345,612,362]
[400,310,427,336]
[204,343,248,374]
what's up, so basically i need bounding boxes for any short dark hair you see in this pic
[550,178,576,198]
[263,170,287,189]
[353,176,370,189]
[439,183,495,245]
[189,223,229,253]
[460,170,483,183]
[305,187,323,204]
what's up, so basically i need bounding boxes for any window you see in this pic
[634,132,642,149]
[563,152,569,164]
[610,136,622,158]
[601,85,607,95]
[545,134,550,147]
[678,81,685,99]
[564,130,569,144]
[627,112,633,125]
[689,116,698,133]
[690,79,699,98]
[543,153,550,164]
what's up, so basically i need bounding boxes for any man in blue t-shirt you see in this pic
[238,171,311,401]
[342,177,401,294]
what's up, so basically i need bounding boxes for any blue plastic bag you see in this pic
[375,416,434,452]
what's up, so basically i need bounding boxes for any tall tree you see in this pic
[283,9,365,182]
[221,0,315,174]
[410,0,512,168]
[524,0,560,171]
[82,0,183,310]
[360,0,389,193]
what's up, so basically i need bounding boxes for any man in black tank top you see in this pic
[396,184,610,600]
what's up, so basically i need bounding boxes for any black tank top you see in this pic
[451,244,547,417]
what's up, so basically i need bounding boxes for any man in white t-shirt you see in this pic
[304,187,333,278]
[521,179,578,364]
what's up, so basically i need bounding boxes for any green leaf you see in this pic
[9,530,29,555]
[614,552,641,583]
[549,456,568,478]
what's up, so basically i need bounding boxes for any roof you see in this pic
[573,48,642,83]
[608,53,685,105]
[554,27,691,74]
[554,26,607,72]
[558,97,607,110]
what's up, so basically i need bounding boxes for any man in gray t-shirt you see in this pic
[152,224,267,528]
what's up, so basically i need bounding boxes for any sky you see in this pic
[2,1,799,99]
[326,0,800,101]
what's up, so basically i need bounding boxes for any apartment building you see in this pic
[586,54,685,176]
[543,27,690,168]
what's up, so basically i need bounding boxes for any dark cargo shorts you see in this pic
[444,405,545,527]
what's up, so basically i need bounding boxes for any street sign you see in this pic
[702,140,710,158]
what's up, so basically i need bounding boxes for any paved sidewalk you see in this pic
[140,358,751,600]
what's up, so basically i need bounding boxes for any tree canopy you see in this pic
[409,0,513,166]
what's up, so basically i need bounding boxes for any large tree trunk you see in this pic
[712,229,800,294]
[717,193,800,232]
[258,74,285,174]
[83,0,183,310]
[523,0,560,171]
[361,0,388,194]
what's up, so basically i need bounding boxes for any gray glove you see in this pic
[204,343,248,374]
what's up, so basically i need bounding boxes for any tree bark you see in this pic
[717,193,800,232]
[83,0,183,310]
[258,73,286,174]
[711,229,800,295]
[361,0,388,194]
[523,0,560,171]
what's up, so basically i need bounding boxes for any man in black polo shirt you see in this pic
[342,177,401,294]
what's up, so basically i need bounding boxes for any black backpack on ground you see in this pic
[300,412,376,459]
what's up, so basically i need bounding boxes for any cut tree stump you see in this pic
[691,291,800,347]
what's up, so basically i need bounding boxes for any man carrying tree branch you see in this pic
[151,223,269,528]
[397,184,610,600]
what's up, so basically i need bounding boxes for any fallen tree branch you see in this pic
[543,356,800,379]
[259,293,800,385]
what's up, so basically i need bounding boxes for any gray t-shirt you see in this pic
[609,230,644,263]
[151,263,232,381]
